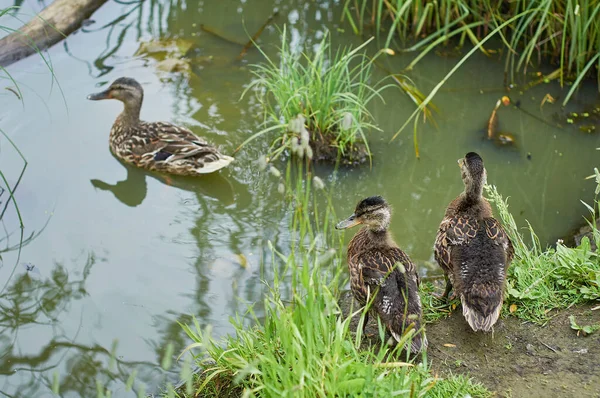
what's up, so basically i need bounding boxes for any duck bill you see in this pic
[335,214,361,230]
[87,89,112,100]
[457,158,464,168]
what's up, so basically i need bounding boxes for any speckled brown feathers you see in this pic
[434,152,513,332]
[109,120,232,175]
[337,196,427,353]
[88,77,233,176]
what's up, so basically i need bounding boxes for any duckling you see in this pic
[336,196,427,353]
[434,152,514,332]
[87,77,233,176]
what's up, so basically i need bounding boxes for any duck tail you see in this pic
[461,286,503,332]
[195,154,234,174]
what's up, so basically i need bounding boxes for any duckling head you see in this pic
[335,195,391,232]
[458,152,487,196]
[87,77,144,109]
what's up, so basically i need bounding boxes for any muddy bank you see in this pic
[339,291,600,397]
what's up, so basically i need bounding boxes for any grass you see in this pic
[343,1,600,156]
[238,26,394,164]
[485,172,600,325]
[0,5,61,293]
[343,0,600,98]
[173,158,490,398]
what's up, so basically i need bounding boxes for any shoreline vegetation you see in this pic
[1,1,599,397]
[343,0,600,101]
[168,166,600,398]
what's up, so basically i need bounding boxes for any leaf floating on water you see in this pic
[509,304,517,313]
[155,58,190,73]
[443,343,456,348]
[135,38,194,58]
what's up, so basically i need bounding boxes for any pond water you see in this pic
[1,0,599,396]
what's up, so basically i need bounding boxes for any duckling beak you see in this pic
[87,89,112,100]
[457,158,464,168]
[335,214,361,230]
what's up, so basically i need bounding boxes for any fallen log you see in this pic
[0,0,108,67]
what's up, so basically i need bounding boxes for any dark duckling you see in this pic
[336,196,427,353]
[434,152,514,332]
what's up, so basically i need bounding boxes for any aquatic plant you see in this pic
[175,159,490,397]
[344,0,600,101]
[239,26,393,164]
[0,5,62,289]
[485,171,600,325]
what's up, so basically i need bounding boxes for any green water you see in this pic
[1,0,599,396]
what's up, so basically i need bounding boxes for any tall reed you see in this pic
[239,26,394,163]
[344,0,600,101]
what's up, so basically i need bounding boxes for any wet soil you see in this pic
[311,136,369,165]
[339,291,600,398]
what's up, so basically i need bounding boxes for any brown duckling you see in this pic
[88,77,233,176]
[434,152,514,332]
[336,196,427,353]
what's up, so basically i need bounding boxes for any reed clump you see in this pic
[240,27,393,165]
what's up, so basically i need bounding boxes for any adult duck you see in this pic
[88,77,233,175]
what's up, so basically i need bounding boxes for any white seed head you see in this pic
[257,155,268,171]
[312,176,325,190]
[269,166,281,178]
[341,112,353,131]
[395,262,406,274]
[300,127,310,148]
[305,145,313,160]
[289,114,306,134]
[290,136,300,154]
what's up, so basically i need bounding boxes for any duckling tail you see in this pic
[461,287,503,332]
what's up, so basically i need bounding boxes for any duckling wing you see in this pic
[359,248,426,352]
[360,247,417,286]
[434,215,479,274]
[483,217,514,264]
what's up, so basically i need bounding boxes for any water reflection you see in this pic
[90,160,236,207]
[0,255,160,397]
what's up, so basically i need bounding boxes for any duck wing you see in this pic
[133,122,231,165]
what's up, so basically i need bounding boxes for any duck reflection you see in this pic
[90,161,236,207]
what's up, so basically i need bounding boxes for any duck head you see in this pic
[336,195,391,232]
[88,77,144,108]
